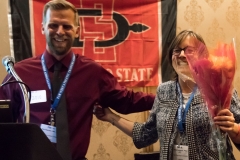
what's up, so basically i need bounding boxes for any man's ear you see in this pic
[41,23,45,35]
[75,26,79,38]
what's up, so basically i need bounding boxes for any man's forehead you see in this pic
[45,9,75,23]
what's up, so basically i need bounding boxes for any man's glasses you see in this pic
[172,46,196,56]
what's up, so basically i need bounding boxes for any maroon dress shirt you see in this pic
[0,50,155,160]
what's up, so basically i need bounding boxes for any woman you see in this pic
[94,30,240,159]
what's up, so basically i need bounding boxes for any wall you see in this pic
[177,0,240,89]
[0,0,10,77]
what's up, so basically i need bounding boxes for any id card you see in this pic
[173,145,189,160]
[30,90,47,104]
[40,124,56,143]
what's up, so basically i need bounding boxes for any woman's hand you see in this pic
[93,104,134,137]
[93,104,114,122]
[214,109,238,136]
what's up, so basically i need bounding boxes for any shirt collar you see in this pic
[43,50,73,70]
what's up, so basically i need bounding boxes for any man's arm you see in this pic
[98,67,155,114]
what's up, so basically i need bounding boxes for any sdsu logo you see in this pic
[73,8,150,63]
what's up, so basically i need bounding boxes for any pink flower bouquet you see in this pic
[185,41,236,160]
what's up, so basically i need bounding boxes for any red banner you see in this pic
[31,0,160,86]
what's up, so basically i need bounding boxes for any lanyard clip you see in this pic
[49,108,56,126]
[50,108,56,114]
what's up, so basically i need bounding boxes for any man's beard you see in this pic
[47,38,72,55]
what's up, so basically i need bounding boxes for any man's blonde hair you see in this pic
[42,0,79,26]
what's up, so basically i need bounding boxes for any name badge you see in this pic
[40,124,56,143]
[30,90,47,104]
[173,145,189,160]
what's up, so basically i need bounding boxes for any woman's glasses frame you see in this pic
[172,46,196,56]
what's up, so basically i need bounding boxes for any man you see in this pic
[0,0,154,160]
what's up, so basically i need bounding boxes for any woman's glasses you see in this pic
[173,46,196,56]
